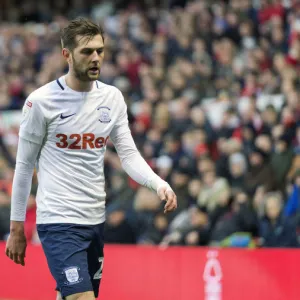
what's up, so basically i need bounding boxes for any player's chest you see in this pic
[55,105,114,134]
[48,97,116,150]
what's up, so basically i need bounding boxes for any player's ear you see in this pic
[62,48,71,62]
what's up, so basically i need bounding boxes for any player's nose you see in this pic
[91,50,100,62]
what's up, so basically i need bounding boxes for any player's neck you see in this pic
[65,73,93,92]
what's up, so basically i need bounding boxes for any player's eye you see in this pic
[82,50,92,55]
[97,49,103,54]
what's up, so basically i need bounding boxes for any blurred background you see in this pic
[0,0,300,252]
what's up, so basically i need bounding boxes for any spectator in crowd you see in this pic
[197,168,231,213]
[209,190,258,246]
[104,209,137,244]
[244,147,275,196]
[271,134,294,191]
[138,211,169,245]
[259,192,298,248]
[284,169,300,218]
[228,152,247,192]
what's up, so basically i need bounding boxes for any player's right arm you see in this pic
[5,95,47,266]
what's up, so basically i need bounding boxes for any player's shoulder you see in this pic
[95,80,123,98]
[95,81,126,111]
[26,79,64,105]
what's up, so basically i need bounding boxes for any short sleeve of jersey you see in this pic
[110,90,130,139]
[19,95,47,145]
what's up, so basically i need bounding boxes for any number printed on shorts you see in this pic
[93,257,104,280]
[56,133,109,149]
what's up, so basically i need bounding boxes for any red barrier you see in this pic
[0,243,299,300]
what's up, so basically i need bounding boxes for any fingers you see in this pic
[5,245,26,266]
[13,253,21,264]
[157,185,178,213]
[6,248,14,260]
[13,251,25,266]
[7,251,25,265]
[5,247,9,257]
[19,253,26,266]
[164,190,177,213]
[6,249,20,264]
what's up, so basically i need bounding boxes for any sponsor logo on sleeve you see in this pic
[22,101,32,117]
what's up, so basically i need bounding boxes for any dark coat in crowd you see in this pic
[259,214,298,248]
[209,203,258,242]
[245,163,275,196]
[271,148,294,191]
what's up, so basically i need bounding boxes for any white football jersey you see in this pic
[20,76,129,225]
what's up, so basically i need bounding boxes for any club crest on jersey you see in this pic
[97,106,111,123]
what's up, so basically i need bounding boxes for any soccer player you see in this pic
[5,18,177,300]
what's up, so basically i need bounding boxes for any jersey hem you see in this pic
[36,215,106,225]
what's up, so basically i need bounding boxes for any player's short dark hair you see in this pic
[61,17,104,50]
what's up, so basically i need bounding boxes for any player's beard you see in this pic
[71,55,100,82]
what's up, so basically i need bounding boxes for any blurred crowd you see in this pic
[0,0,300,248]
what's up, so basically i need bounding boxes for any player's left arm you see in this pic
[110,90,177,213]
[110,129,177,213]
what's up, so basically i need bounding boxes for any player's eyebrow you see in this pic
[80,47,104,52]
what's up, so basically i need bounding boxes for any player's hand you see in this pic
[157,184,177,214]
[5,229,27,266]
